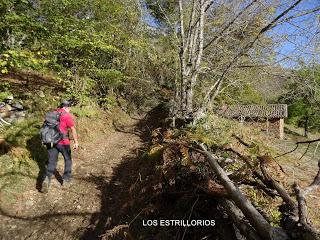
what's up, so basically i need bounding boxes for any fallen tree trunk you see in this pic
[162,138,319,239]
[221,200,262,240]
[199,144,289,240]
[194,179,229,198]
[223,146,272,187]
[259,156,297,210]
[293,183,319,240]
[231,135,320,239]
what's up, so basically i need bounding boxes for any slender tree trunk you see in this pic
[179,0,187,115]
[178,0,208,118]
[186,81,193,114]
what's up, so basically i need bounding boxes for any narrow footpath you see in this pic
[0,115,146,240]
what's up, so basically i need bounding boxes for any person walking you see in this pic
[42,100,79,193]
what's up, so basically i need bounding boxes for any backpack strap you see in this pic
[58,111,69,139]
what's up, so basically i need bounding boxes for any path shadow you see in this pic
[2,119,64,192]
[80,104,229,240]
[1,121,47,191]
[80,104,169,239]
[4,70,64,93]
[26,135,63,191]
[0,137,10,156]
[26,135,48,191]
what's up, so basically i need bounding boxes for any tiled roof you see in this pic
[221,104,288,118]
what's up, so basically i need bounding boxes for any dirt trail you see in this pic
[0,117,145,240]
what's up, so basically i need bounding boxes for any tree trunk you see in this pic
[186,81,193,114]
[221,200,263,240]
[178,0,207,119]
[178,0,187,115]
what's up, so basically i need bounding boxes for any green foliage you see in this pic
[0,81,12,100]
[287,100,311,125]
[4,119,41,147]
[0,0,47,53]
[0,0,167,109]
[269,209,282,227]
[1,50,50,72]
[145,0,176,23]
[186,114,240,147]
[62,75,95,104]
[92,68,124,93]
[0,53,10,74]
[281,64,320,131]
[99,94,118,110]
[237,85,265,104]
[221,83,265,105]
[147,144,164,161]
[71,105,101,118]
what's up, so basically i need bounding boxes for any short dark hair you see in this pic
[60,100,71,108]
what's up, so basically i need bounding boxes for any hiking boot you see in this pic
[42,176,50,193]
[63,178,72,188]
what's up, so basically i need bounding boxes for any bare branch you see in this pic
[276,138,320,159]
[298,143,311,161]
[198,0,304,115]
[259,158,297,209]
[259,0,303,35]
[270,6,320,30]
[198,144,286,240]
[203,0,258,50]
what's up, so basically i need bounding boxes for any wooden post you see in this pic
[240,116,245,136]
[240,116,245,125]
[279,118,284,140]
[304,116,308,137]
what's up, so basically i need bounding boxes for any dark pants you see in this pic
[46,144,72,180]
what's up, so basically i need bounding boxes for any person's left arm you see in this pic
[70,126,78,150]
[66,114,79,150]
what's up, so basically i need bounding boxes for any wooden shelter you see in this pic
[221,104,288,139]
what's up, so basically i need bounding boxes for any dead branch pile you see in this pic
[109,125,319,239]
[156,131,320,240]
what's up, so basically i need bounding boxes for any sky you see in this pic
[271,0,320,67]
[141,1,161,28]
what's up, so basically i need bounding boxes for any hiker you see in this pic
[41,100,79,193]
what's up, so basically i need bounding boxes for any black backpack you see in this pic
[40,111,66,147]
